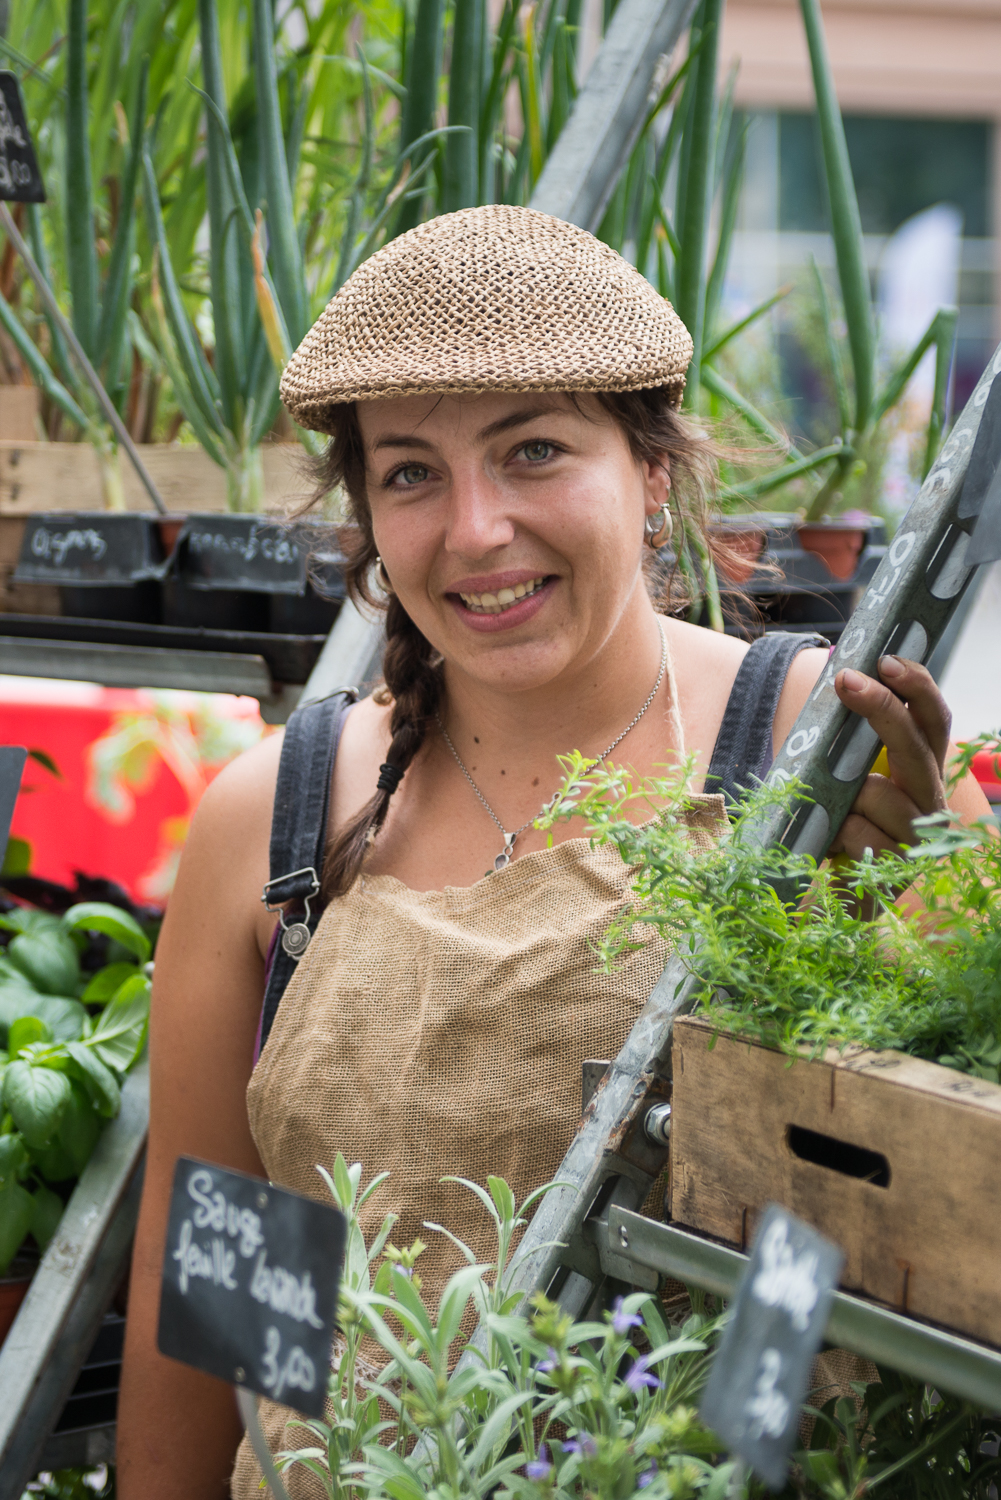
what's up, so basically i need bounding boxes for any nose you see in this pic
[443,463,516,559]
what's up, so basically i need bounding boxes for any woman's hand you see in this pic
[828,655,989,860]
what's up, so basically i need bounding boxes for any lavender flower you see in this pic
[624,1354,662,1394]
[526,1444,552,1481]
[611,1296,643,1335]
[536,1347,560,1374]
[637,1462,658,1488]
[562,1435,598,1458]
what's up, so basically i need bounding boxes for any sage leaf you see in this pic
[30,1183,64,1254]
[2,1061,72,1149]
[65,1042,121,1118]
[0,1177,34,1273]
[6,929,80,998]
[90,973,150,1073]
[64,903,151,963]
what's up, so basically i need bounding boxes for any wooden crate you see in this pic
[669,1014,1001,1347]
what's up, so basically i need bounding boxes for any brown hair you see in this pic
[313,388,723,899]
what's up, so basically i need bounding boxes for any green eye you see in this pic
[522,441,551,462]
[398,464,428,485]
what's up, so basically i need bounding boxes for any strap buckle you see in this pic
[262,867,321,962]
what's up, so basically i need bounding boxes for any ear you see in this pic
[641,454,672,516]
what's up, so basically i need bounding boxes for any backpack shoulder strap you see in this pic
[260,688,357,1051]
[704,632,828,808]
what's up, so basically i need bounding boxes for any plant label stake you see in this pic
[0,746,27,856]
[159,1156,346,1492]
[700,1204,844,1492]
[0,75,44,203]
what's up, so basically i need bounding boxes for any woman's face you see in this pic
[357,390,670,695]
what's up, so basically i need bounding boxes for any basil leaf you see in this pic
[63,904,151,963]
[6,930,80,998]
[56,1085,101,1176]
[0,910,62,938]
[65,1042,121,1118]
[30,1135,76,1184]
[0,1133,28,1185]
[0,991,86,1048]
[90,974,150,1073]
[30,1183,64,1254]
[8,1016,52,1058]
[80,963,140,1006]
[2,1061,72,1149]
[0,1177,35,1273]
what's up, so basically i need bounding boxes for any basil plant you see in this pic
[0,903,152,1274]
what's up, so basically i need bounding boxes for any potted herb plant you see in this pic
[0,900,152,1305]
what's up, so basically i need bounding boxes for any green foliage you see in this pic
[279,1160,998,1499]
[0,900,151,1273]
[536,736,1001,1074]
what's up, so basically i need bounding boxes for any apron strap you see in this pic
[260,688,357,1051]
[705,631,828,808]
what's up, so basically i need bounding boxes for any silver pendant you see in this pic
[281,922,312,959]
[489,833,517,875]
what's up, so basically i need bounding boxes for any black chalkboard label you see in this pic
[15,513,170,584]
[0,73,45,204]
[158,1157,347,1417]
[700,1204,844,1491]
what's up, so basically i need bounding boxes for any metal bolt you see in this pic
[619,1224,629,1248]
[644,1101,672,1146]
[234,1367,246,1383]
[257,1192,268,1209]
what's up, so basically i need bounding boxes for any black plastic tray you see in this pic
[0,614,329,685]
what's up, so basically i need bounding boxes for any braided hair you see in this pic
[309,388,721,898]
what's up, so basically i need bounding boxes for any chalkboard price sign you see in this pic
[0,73,45,204]
[158,1157,347,1417]
[700,1204,844,1491]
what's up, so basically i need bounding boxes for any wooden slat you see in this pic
[0,442,306,516]
[669,1016,1001,1346]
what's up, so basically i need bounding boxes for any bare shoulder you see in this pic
[773,645,830,748]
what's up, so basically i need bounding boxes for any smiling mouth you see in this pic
[455,576,549,615]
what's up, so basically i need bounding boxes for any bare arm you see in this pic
[117,734,282,1500]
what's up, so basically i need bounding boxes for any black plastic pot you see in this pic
[699,512,888,640]
[163,515,345,634]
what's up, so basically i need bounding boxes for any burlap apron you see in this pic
[231,795,725,1498]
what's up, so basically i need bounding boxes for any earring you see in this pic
[375,554,392,590]
[644,506,673,549]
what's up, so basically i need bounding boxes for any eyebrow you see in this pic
[370,401,571,454]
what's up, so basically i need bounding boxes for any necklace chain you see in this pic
[436,618,668,875]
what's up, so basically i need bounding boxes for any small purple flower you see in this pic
[624,1354,662,1394]
[536,1346,560,1374]
[637,1462,658,1488]
[611,1296,643,1335]
[562,1435,598,1458]
[526,1444,552,1482]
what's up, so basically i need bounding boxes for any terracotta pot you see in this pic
[797,525,866,581]
[0,1257,36,1345]
[715,527,766,585]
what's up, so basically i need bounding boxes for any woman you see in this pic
[118,205,989,1499]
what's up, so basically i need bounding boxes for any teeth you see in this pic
[458,576,547,614]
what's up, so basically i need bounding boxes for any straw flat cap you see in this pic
[280,204,693,431]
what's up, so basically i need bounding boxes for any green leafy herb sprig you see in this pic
[0,902,152,1273]
[535,737,1001,1073]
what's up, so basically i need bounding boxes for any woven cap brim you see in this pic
[280,205,693,432]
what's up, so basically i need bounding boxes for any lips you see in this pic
[456,576,548,615]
